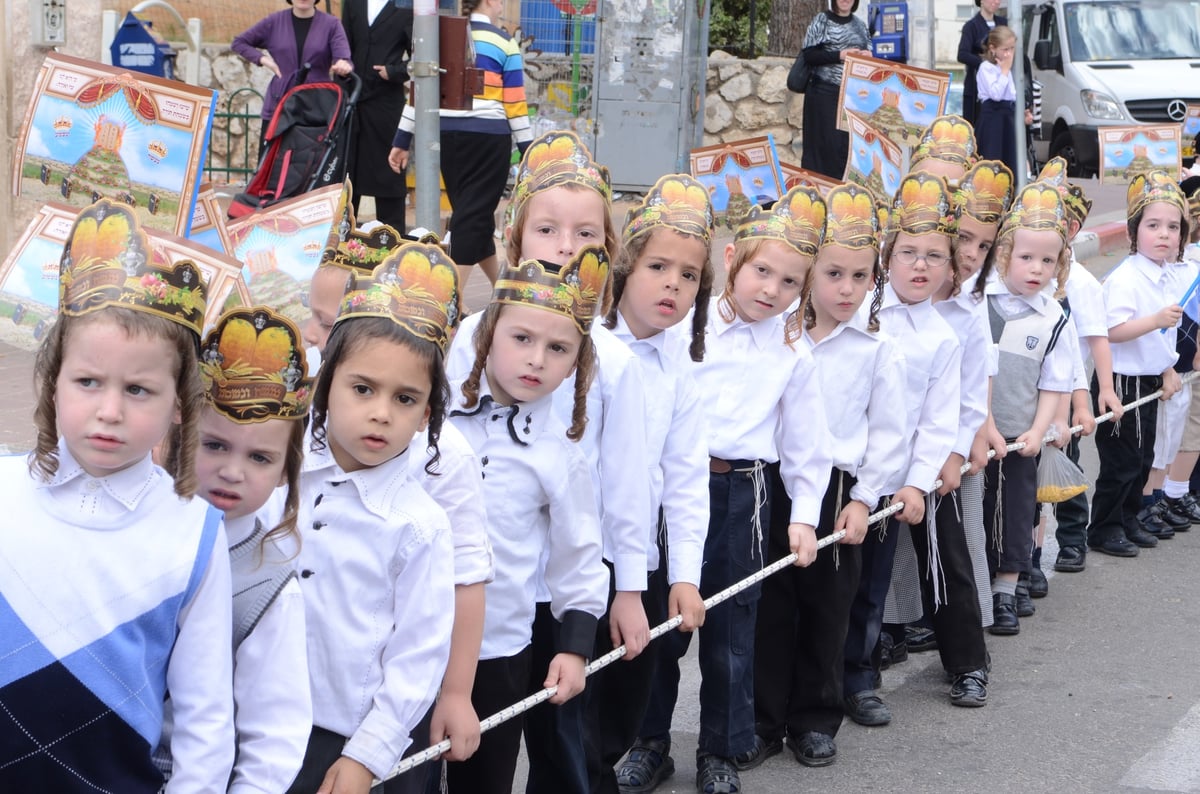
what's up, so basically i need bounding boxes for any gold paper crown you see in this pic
[507,131,611,228]
[822,183,881,251]
[493,245,610,336]
[998,182,1068,242]
[954,160,1015,225]
[734,185,826,257]
[911,115,978,168]
[1189,186,1200,218]
[1127,169,1187,220]
[890,173,955,237]
[199,307,313,423]
[624,173,715,244]
[59,199,207,337]
[1037,157,1092,226]
[335,242,462,352]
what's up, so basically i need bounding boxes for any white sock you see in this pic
[1164,478,1191,499]
[992,579,1017,597]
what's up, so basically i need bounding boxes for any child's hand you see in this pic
[1162,368,1182,400]
[1024,108,1034,125]
[969,430,991,475]
[1097,386,1124,421]
[1156,303,1184,329]
[937,453,965,495]
[317,756,374,794]
[1072,389,1097,436]
[893,486,926,525]
[609,590,650,660]
[835,500,870,545]
[545,653,587,704]
[429,692,481,762]
[985,418,1008,461]
[788,522,818,566]
[668,582,706,632]
[1015,428,1044,457]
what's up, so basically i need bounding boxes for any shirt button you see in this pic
[300,569,315,578]
[85,480,100,492]
[313,521,325,530]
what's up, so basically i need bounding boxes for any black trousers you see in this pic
[843,501,899,696]
[983,452,1038,576]
[754,466,860,740]
[287,707,435,794]
[523,605,589,794]
[444,648,533,794]
[1054,415,1090,549]
[1088,373,1160,544]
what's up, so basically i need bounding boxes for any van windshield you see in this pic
[1064,0,1200,60]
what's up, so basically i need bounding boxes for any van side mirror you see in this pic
[1034,40,1062,73]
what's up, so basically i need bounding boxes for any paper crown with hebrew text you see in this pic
[58,199,207,338]
[821,183,882,251]
[890,172,955,237]
[954,160,1015,226]
[734,185,826,257]
[1127,169,1187,220]
[1037,157,1092,227]
[334,242,462,352]
[624,174,715,245]
[492,245,610,336]
[997,181,1068,243]
[199,307,313,423]
[507,131,611,230]
[322,179,442,273]
[911,115,978,170]
[1188,186,1200,218]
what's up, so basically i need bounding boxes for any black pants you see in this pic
[754,467,860,740]
[1088,373,1160,544]
[1055,417,1090,549]
[984,452,1038,576]
[977,99,1018,176]
[444,648,532,794]
[843,500,899,696]
[352,194,407,235]
[801,80,850,180]
[523,605,589,794]
[287,710,435,794]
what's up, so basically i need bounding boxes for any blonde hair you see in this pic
[31,308,202,497]
[717,238,806,346]
[985,26,1017,63]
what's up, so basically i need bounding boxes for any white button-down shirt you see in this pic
[1104,252,1181,375]
[803,316,909,508]
[611,312,709,587]
[696,297,832,526]
[936,290,993,458]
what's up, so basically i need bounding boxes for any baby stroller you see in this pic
[228,69,362,219]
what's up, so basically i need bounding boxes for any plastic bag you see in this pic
[1036,444,1089,503]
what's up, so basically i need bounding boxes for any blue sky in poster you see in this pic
[850,134,901,198]
[2,237,64,311]
[844,72,941,128]
[25,93,191,191]
[233,225,328,289]
[1104,133,1178,167]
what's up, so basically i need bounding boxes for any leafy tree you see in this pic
[709,0,769,57]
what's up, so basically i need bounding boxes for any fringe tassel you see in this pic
[748,461,767,566]
[991,457,1006,557]
[834,471,845,571]
[926,491,947,610]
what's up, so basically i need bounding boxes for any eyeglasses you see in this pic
[891,248,951,268]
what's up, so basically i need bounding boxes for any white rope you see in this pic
[377,369,1199,783]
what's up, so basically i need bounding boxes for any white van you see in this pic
[1023,0,1200,176]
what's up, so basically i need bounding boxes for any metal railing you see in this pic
[204,87,264,184]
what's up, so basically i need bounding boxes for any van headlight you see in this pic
[1080,90,1124,121]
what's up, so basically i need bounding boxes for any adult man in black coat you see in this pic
[343,0,413,232]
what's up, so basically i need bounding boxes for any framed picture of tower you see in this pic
[1098,125,1182,185]
[689,135,785,229]
[843,110,907,204]
[836,54,950,150]
[0,203,77,351]
[12,53,217,237]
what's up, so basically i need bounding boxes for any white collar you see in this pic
[303,434,417,521]
[612,310,669,356]
[806,311,871,348]
[40,441,158,511]
[450,372,558,444]
[1129,251,1169,283]
[711,299,782,350]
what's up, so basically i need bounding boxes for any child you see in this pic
[0,199,235,792]
[1085,170,1188,557]
[447,246,611,794]
[976,26,1033,176]
[178,307,313,792]
[976,182,1075,634]
[599,174,714,794]
[747,182,907,768]
[628,185,833,794]
[910,114,978,184]
[284,246,458,794]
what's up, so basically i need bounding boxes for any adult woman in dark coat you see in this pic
[800,0,872,180]
[957,0,1006,127]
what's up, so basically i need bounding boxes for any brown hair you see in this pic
[506,183,620,317]
[803,246,886,333]
[461,0,482,13]
[460,303,595,441]
[266,416,308,548]
[603,228,714,361]
[883,229,961,301]
[31,308,202,497]
[717,238,806,346]
[1128,202,1190,262]
[309,316,449,474]
[985,26,1017,63]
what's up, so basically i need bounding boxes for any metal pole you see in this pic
[1012,0,1027,187]
[411,0,441,232]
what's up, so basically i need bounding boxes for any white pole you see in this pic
[186,18,202,85]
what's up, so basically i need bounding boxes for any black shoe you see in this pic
[949,668,989,707]
[989,593,1020,636]
[844,690,892,726]
[905,624,938,652]
[786,731,837,767]
[731,734,781,771]
[1129,522,1164,546]
[1164,495,1200,527]
[1015,579,1036,617]
[695,752,740,794]
[1054,545,1087,572]
[617,738,675,794]
[1135,508,1172,540]
[1152,499,1191,530]
[1028,565,1049,598]
[1089,536,1140,557]
[877,631,907,669]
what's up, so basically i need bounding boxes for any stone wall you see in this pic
[703,51,804,166]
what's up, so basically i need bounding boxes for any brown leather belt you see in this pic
[709,456,732,474]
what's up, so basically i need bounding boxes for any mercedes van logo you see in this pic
[1168,99,1188,121]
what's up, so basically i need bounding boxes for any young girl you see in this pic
[599,174,714,793]
[747,183,907,769]
[284,246,458,794]
[974,182,1075,634]
[976,26,1032,176]
[446,246,611,794]
[0,199,234,792]
[1085,171,1187,557]
[630,185,833,794]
